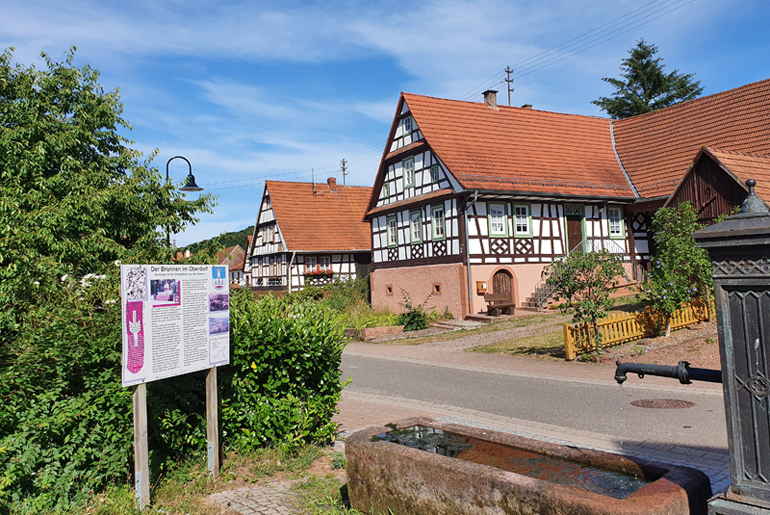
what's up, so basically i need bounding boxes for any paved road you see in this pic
[342,353,727,449]
[338,342,731,491]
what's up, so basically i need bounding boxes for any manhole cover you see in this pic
[630,399,695,409]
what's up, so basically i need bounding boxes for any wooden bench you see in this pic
[484,292,515,316]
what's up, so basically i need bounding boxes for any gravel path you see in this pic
[420,315,571,351]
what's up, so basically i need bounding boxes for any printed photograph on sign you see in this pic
[209,317,229,335]
[124,266,148,301]
[151,279,181,306]
[125,301,145,376]
[210,339,228,365]
[209,293,229,312]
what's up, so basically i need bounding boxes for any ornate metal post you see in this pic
[694,180,770,514]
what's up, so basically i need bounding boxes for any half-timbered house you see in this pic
[249,178,372,292]
[365,78,770,319]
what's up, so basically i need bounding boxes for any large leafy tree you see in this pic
[592,39,703,119]
[0,47,216,330]
[0,48,216,510]
[638,202,713,336]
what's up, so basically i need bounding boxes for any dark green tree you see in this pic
[592,39,703,119]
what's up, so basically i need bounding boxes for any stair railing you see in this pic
[533,240,584,310]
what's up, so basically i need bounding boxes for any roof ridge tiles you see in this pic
[401,92,612,121]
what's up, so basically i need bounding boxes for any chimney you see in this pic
[482,89,498,109]
[521,104,533,109]
[327,177,338,192]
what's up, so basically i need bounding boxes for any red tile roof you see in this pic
[708,148,770,202]
[401,93,635,198]
[367,189,454,217]
[266,180,372,251]
[614,78,770,198]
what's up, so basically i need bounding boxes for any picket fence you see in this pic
[562,300,711,361]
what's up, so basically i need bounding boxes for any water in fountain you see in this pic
[373,426,649,499]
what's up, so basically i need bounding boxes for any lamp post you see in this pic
[166,155,203,247]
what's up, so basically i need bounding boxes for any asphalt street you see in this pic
[341,353,728,452]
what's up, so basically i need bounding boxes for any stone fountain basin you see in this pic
[346,417,712,515]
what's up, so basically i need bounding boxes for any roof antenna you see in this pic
[312,167,316,197]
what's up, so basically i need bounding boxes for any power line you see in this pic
[457,0,699,103]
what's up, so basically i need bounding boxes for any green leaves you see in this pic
[592,39,703,119]
[638,202,712,326]
[0,47,217,331]
[221,291,347,452]
[545,249,626,346]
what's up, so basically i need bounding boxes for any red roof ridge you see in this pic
[265,179,370,189]
[401,91,612,121]
[616,77,770,125]
[707,147,770,160]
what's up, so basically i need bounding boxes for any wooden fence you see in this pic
[563,300,711,360]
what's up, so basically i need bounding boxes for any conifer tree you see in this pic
[592,39,703,119]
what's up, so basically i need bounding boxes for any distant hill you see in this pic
[185,226,254,254]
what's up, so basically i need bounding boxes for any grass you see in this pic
[470,328,566,360]
[76,444,359,515]
[386,314,565,346]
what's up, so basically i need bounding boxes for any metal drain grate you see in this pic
[630,399,696,409]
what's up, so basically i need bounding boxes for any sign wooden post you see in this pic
[133,384,150,509]
[121,264,229,504]
[206,367,220,478]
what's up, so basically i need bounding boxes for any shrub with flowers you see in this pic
[638,202,713,336]
[304,269,333,277]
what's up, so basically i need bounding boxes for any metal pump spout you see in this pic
[614,360,722,385]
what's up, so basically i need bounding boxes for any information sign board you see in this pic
[120,264,230,386]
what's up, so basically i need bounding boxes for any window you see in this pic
[608,206,625,239]
[275,255,282,275]
[306,256,317,271]
[489,203,507,237]
[387,216,398,247]
[319,256,331,270]
[410,211,422,243]
[269,257,275,276]
[403,116,412,135]
[402,158,414,189]
[432,205,445,240]
[382,182,389,197]
[513,204,532,237]
[430,165,439,183]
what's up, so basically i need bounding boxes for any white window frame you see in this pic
[403,116,412,135]
[430,165,439,183]
[410,210,422,244]
[608,206,626,239]
[513,204,532,238]
[305,256,317,271]
[319,256,331,270]
[387,215,398,247]
[431,205,445,241]
[488,203,508,237]
[402,157,414,189]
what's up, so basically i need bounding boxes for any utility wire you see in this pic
[457,0,699,102]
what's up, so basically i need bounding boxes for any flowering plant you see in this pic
[304,268,333,277]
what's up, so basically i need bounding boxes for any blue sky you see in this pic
[3,0,769,245]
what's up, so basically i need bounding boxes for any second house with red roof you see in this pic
[248,178,372,292]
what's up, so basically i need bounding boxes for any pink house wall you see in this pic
[370,263,467,320]
[468,263,545,315]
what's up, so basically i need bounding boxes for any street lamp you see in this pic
[166,155,204,247]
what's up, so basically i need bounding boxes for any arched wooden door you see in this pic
[492,270,513,304]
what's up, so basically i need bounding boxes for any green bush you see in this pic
[0,279,348,513]
[221,291,348,451]
[397,290,434,331]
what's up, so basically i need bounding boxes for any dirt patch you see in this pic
[597,321,721,370]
